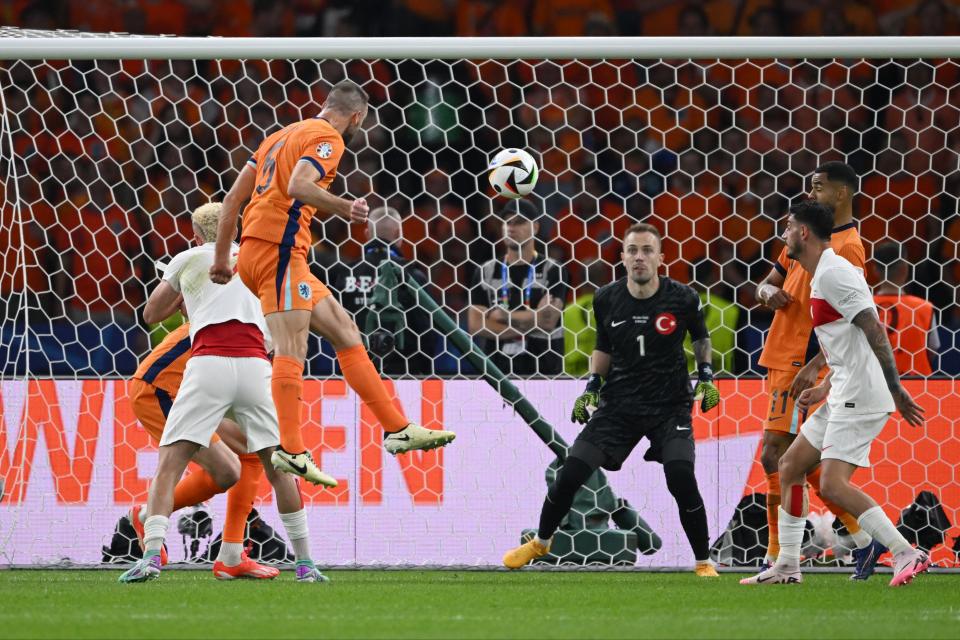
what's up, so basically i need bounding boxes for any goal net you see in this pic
[0,30,957,569]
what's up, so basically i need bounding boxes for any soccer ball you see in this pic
[487,148,539,199]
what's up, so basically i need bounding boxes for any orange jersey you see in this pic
[240,117,345,251]
[133,323,191,394]
[759,223,865,371]
[874,293,936,376]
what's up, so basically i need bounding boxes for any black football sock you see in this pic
[537,456,596,541]
[664,460,710,562]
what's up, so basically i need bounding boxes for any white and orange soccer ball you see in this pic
[487,148,539,199]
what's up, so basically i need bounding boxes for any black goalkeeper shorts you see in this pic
[569,406,695,471]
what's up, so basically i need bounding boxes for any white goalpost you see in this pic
[0,30,958,569]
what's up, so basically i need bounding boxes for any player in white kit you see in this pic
[120,203,335,584]
[742,201,928,588]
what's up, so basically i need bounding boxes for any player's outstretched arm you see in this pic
[571,350,610,424]
[143,281,182,325]
[852,308,925,427]
[288,160,368,224]
[692,338,720,412]
[210,164,256,284]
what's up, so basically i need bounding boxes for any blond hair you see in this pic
[192,202,222,243]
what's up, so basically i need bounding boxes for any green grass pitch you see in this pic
[0,569,956,639]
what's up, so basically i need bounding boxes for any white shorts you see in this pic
[800,402,890,468]
[160,355,280,453]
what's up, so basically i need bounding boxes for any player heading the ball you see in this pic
[209,80,455,486]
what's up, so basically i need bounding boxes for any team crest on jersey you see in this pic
[654,312,677,335]
[316,142,333,159]
[298,282,311,301]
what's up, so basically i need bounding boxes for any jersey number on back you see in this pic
[255,140,285,195]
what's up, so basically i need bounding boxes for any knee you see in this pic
[760,443,781,475]
[212,458,241,490]
[548,456,594,498]
[817,474,845,506]
[777,453,804,484]
[330,321,363,352]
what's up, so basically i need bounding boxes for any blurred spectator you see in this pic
[456,0,530,36]
[684,259,739,375]
[397,0,455,36]
[878,0,960,35]
[468,200,568,378]
[562,260,610,377]
[324,207,436,376]
[872,241,939,375]
[553,174,631,288]
[66,181,145,324]
[651,160,732,281]
[532,0,613,35]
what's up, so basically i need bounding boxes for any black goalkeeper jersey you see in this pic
[593,277,708,413]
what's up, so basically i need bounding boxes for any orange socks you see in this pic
[172,468,222,511]
[806,466,864,535]
[337,344,408,432]
[765,471,781,559]
[222,454,264,544]
[272,355,306,453]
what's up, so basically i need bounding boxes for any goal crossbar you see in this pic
[1,36,959,60]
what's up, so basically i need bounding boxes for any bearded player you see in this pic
[742,200,928,587]
[210,80,454,485]
[754,162,882,577]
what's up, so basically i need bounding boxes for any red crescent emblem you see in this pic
[654,312,677,335]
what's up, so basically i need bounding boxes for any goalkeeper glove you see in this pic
[571,374,603,424]
[694,362,720,412]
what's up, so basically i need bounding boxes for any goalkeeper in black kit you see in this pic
[503,223,721,577]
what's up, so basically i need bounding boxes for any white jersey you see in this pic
[163,242,268,342]
[810,248,895,415]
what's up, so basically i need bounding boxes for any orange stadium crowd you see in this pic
[0,0,958,377]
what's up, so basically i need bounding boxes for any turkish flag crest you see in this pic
[654,312,677,335]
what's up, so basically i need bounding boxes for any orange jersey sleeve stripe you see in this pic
[133,323,191,393]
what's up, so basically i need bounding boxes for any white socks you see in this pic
[849,527,873,550]
[774,507,805,571]
[143,515,169,555]
[279,509,311,563]
[217,542,243,566]
[535,536,552,548]
[857,506,912,556]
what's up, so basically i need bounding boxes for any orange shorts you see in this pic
[764,368,825,434]
[237,237,330,315]
[129,378,220,445]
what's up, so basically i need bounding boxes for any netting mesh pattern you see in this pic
[0,39,958,567]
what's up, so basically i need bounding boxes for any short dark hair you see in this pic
[624,222,661,247]
[873,241,904,269]
[790,200,834,241]
[498,198,540,221]
[678,3,709,28]
[325,80,369,115]
[815,161,858,192]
